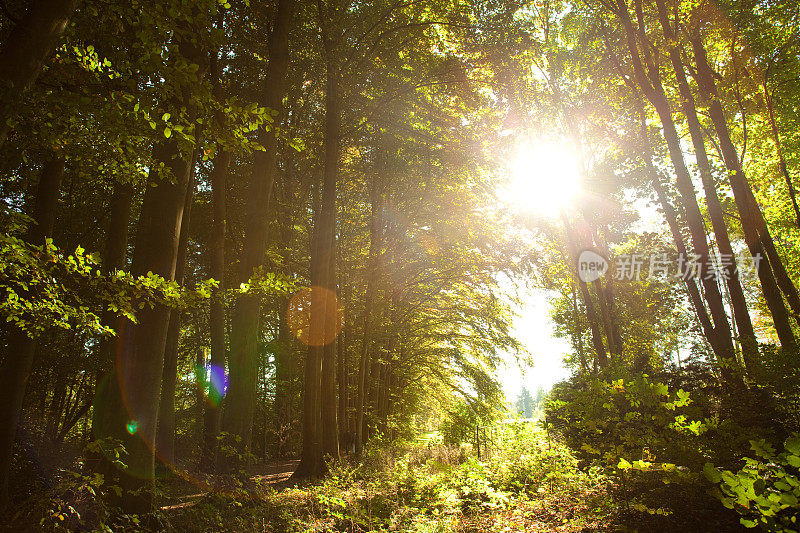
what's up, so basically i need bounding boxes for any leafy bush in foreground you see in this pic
[705,435,800,532]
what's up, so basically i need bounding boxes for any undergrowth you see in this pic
[164,423,613,532]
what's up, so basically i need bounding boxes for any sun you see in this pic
[500,138,583,218]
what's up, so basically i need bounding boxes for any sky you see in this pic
[497,285,572,403]
[492,134,666,405]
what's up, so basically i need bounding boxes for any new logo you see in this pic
[577,250,608,282]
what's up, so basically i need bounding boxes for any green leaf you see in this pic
[785,436,800,456]
[164,127,172,138]
[703,462,722,484]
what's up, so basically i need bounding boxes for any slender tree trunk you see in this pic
[273,160,299,458]
[571,284,588,373]
[322,228,339,459]
[156,154,197,469]
[648,156,718,342]
[223,0,293,454]
[0,0,80,147]
[690,32,798,355]
[597,234,623,356]
[356,166,384,455]
[553,65,621,361]
[336,262,348,439]
[295,13,341,475]
[295,188,327,476]
[319,37,342,462]
[615,0,742,388]
[762,82,800,228]
[0,155,64,508]
[202,149,230,467]
[561,215,607,368]
[96,183,134,380]
[653,0,761,378]
[636,97,721,362]
[194,346,206,436]
[592,276,618,359]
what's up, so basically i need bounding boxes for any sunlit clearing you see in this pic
[500,139,582,218]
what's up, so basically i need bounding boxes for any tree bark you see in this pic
[0,156,63,508]
[561,215,607,368]
[96,182,134,378]
[295,10,341,475]
[653,0,761,378]
[690,32,798,355]
[615,0,742,388]
[90,44,207,507]
[0,0,80,147]
[156,153,197,469]
[570,283,588,373]
[355,171,383,455]
[223,0,293,454]
[202,149,230,467]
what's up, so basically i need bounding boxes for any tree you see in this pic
[223,0,293,458]
[0,0,80,146]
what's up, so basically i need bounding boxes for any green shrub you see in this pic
[705,434,800,532]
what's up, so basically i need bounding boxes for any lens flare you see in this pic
[207,364,228,406]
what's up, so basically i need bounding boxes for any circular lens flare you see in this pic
[287,286,343,346]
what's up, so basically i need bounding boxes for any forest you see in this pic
[1,0,800,530]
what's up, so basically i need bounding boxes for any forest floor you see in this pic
[5,429,747,532]
[152,433,748,533]
[157,458,612,532]
[141,432,620,532]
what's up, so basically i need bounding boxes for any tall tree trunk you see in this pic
[322,227,339,459]
[647,151,719,346]
[96,183,134,380]
[639,109,720,352]
[0,155,63,508]
[336,247,348,440]
[690,32,798,355]
[273,156,300,458]
[355,171,383,455]
[156,154,197,469]
[91,93,204,513]
[571,283,588,373]
[595,229,624,356]
[654,0,761,378]
[561,215,607,368]
[202,149,230,467]
[762,81,800,228]
[615,0,742,388]
[295,11,340,475]
[0,0,80,147]
[200,31,230,467]
[319,31,341,463]
[223,0,293,454]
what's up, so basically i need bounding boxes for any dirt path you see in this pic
[247,459,299,485]
[159,459,299,511]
